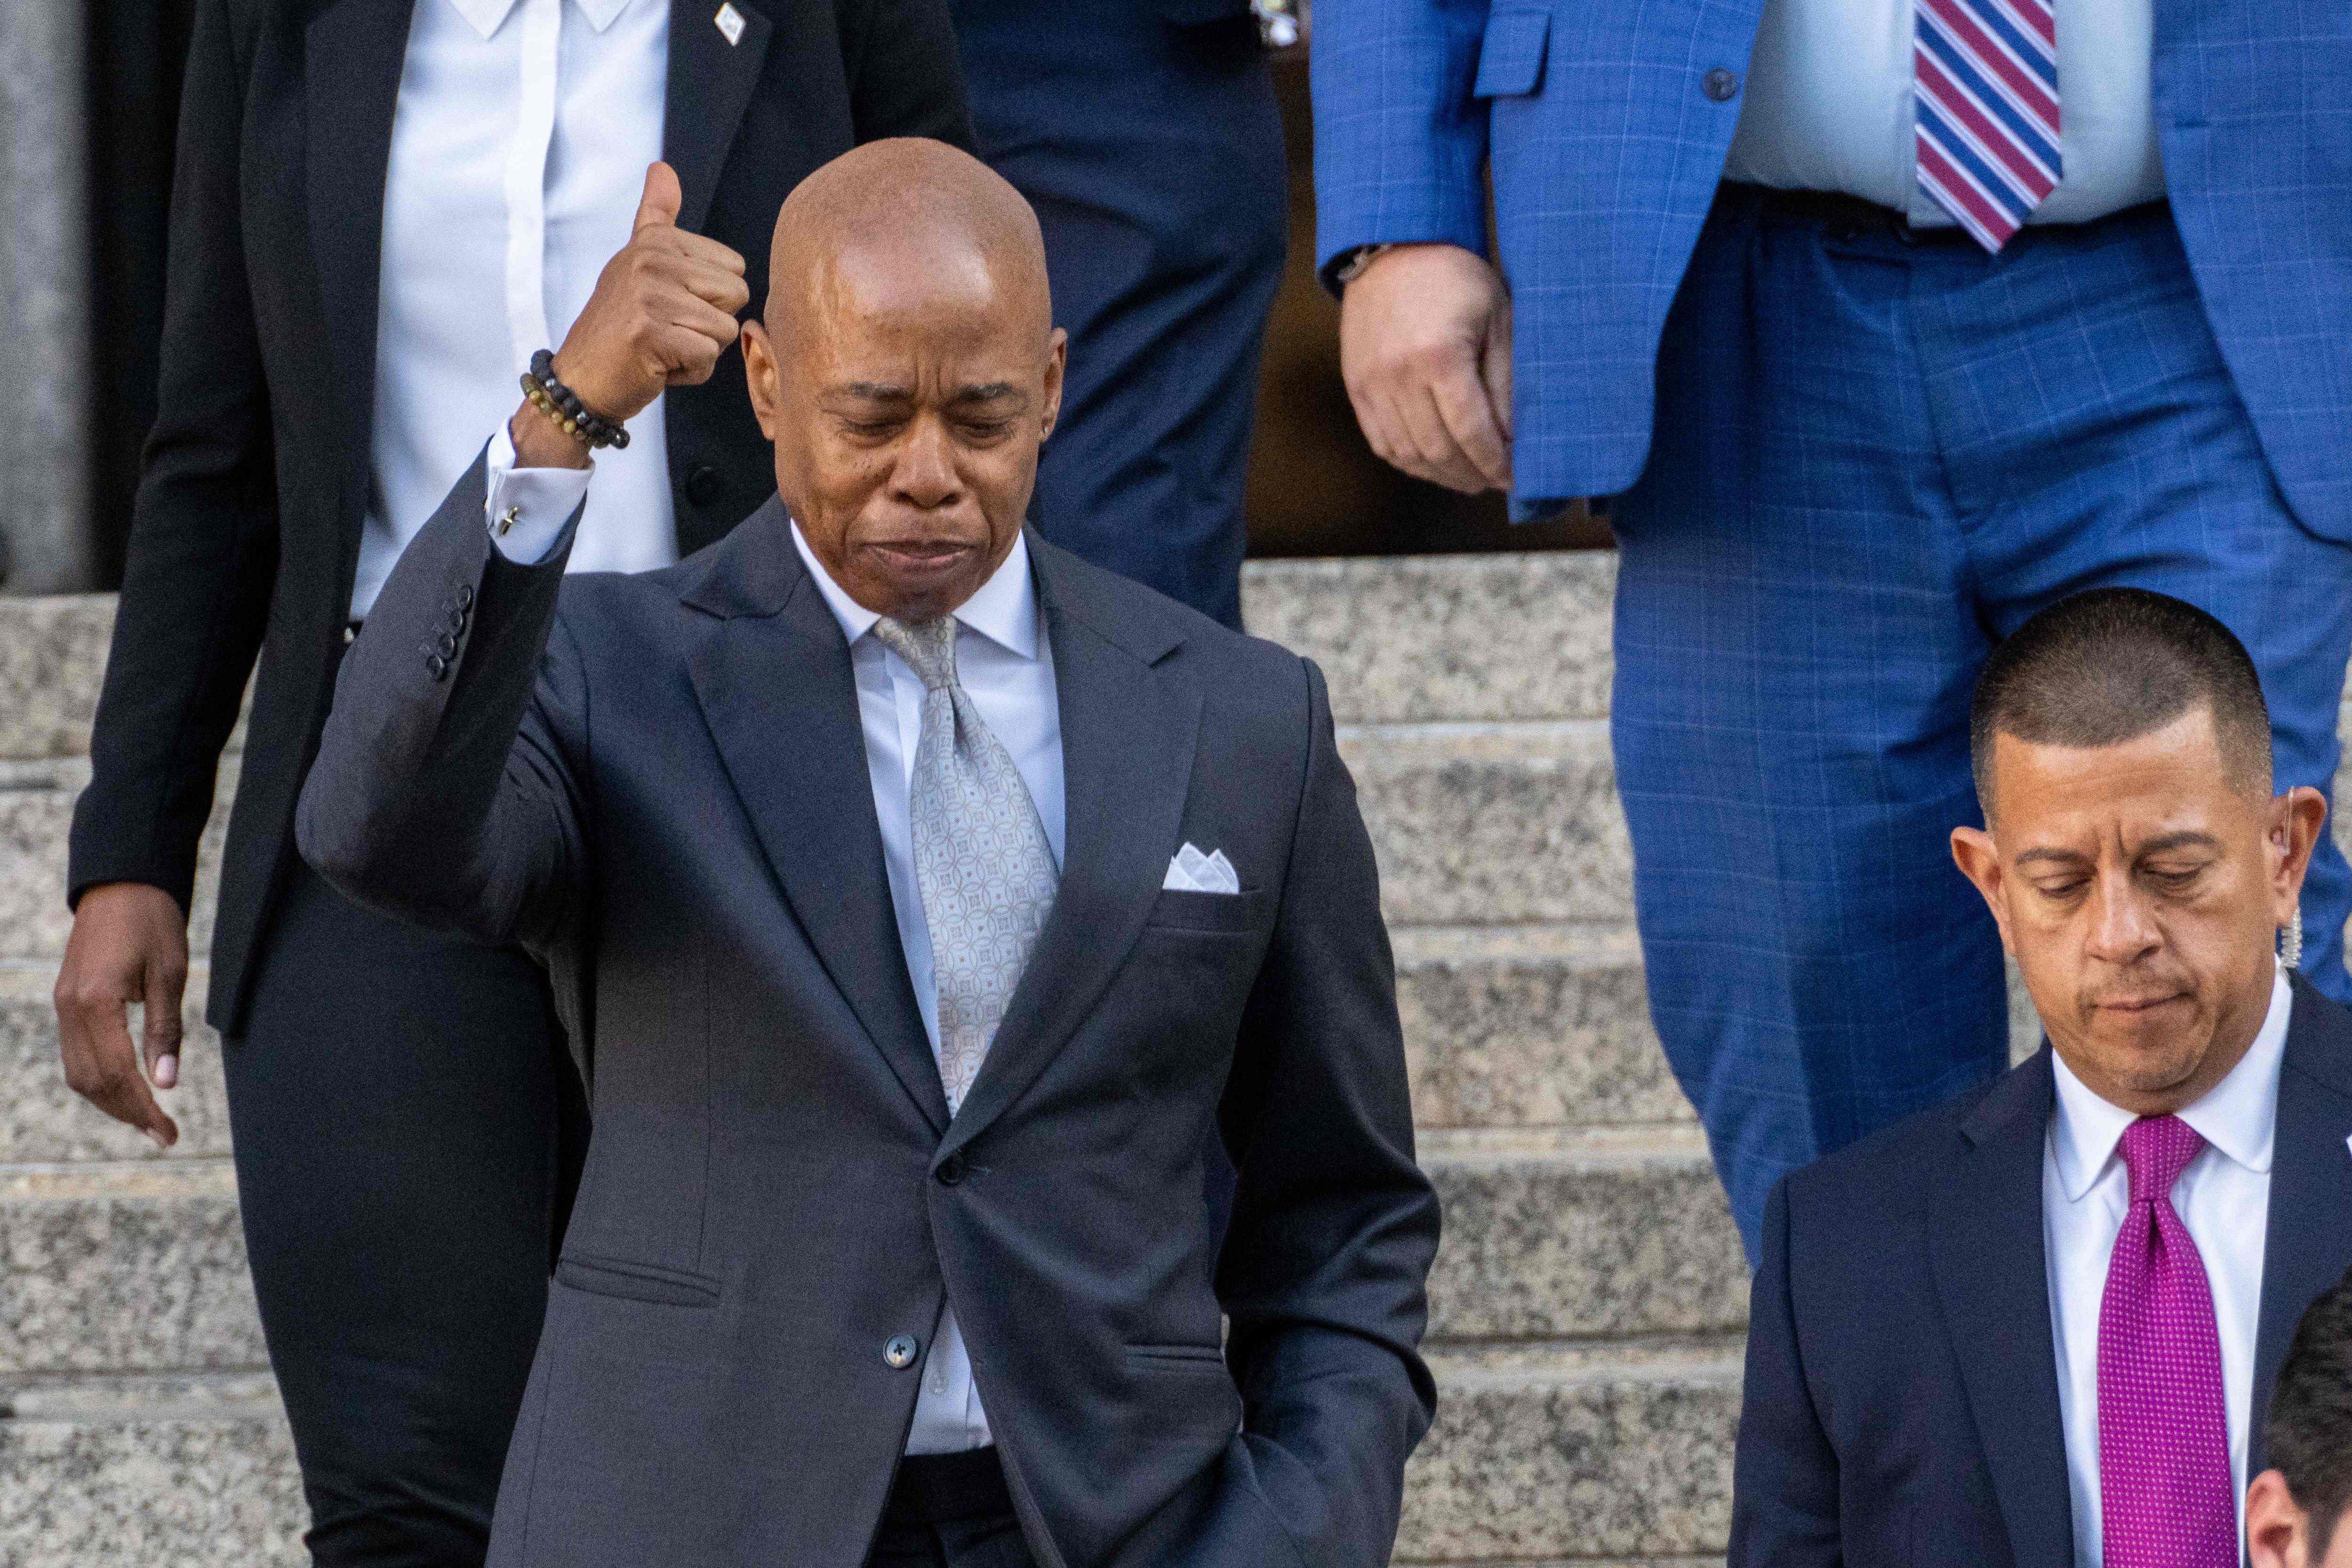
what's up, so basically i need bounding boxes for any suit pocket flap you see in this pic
[1145,886,1270,934]
[1473,8,1552,98]
[555,1254,721,1307]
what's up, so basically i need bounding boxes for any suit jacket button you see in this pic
[426,654,449,682]
[883,1335,920,1369]
[455,584,475,609]
[435,631,458,658]
[684,464,725,508]
[1703,67,1740,101]
[937,1153,968,1187]
[447,608,469,635]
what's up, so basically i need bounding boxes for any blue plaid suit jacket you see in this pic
[1311,0,2352,538]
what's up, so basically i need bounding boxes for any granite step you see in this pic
[0,928,1678,1165]
[0,1160,264,1377]
[1401,1338,1742,1564]
[1394,922,1686,1131]
[0,1373,305,1568]
[1420,1127,1745,1343]
[0,1346,1737,1568]
[0,1130,1738,1378]
[0,731,1630,961]
[0,555,1619,764]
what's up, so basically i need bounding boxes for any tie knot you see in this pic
[2119,1114,2206,1207]
[873,616,959,692]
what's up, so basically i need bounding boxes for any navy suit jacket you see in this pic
[294,470,1439,1567]
[1732,978,2352,1567]
[1310,0,2352,535]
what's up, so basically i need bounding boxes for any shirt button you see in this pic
[936,1153,968,1187]
[1703,66,1740,102]
[684,464,725,508]
[883,1335,921,1370]
[342,624,357,646]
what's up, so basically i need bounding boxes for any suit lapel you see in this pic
[683,504,949,1134]
[304,0,416,516]
[665,0,774,233]
[937,540,1203,1161]
[1928,1049,2077,1568]
[2251,978,2352,1476]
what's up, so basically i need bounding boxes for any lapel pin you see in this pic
[714,2,746,45]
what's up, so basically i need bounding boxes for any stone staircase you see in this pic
[0,553,1748,1566]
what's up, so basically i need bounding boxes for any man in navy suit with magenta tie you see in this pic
[1313,0,2352,1257]
[1733,592,2352,1566]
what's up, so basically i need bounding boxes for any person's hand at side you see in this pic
[1338,241,1513,495]
[509,161,752,470]
[54,881,189,1149]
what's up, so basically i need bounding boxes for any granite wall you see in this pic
[0,2,92,594]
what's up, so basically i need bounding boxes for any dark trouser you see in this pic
[865,1449,1036,1568]
[951,3,1288,630]
[225,864,586,1566]
[1613,186,2352,1260]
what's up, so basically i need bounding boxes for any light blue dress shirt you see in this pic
[1722,0,2166,227]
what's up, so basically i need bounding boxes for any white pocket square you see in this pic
[1163,842,1241,895]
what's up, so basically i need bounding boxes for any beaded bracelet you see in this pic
[520,349,631,451]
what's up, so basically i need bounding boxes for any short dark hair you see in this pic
[1969,588,2272,816]
[2267,1266,2352,1555]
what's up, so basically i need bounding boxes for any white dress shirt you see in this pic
[2042,963,2289,1567]
[356,0,677,617]
[1722,0,2166,229]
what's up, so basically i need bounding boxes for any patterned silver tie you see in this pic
[872,615,1060,1115]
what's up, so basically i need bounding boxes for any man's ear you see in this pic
[740,318,781,440]
[1038,327,1068,442]
[1951,825,2016,957]
[2270,785,2331,929]
[2245,1467,2308,1568]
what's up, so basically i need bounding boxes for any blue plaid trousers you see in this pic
[1613,189,2352,1259]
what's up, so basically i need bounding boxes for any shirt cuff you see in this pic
[484,422,592,565]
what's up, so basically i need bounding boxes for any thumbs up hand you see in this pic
[543,161,750,431]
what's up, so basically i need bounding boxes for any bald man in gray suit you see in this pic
[296,138,1438,1568]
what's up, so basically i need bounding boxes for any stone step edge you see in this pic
[0,719,1612,791]
[0,1369,280,1423]
[1424,1335,1745,1391]
[0,1339,1743,1427]
[0,1126,1706,1198]
[1,924,1651,998]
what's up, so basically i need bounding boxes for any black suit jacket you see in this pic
[1731,978,2352,1567]
[67,0,972,1030]
[291,470,1441,1567]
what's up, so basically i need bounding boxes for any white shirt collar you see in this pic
[445,0,636,40]
[789,523,1042,662]
[2049,961,2291,1202]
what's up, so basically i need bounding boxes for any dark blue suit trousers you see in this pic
[949,2,1287,629]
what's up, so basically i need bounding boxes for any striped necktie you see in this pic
[1913,0,2061,250]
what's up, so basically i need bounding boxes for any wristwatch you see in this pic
[1333,243,1396,287]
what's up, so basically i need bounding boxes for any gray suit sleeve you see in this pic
[295,448,590,953]
[1215,656,1442,1567]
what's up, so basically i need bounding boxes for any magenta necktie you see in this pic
[2096,1115,2235,1568]
[1914,0,2061,250]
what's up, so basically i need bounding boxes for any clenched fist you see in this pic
[515,162,751,466]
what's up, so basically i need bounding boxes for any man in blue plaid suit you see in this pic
[1311,0,2352,1257]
